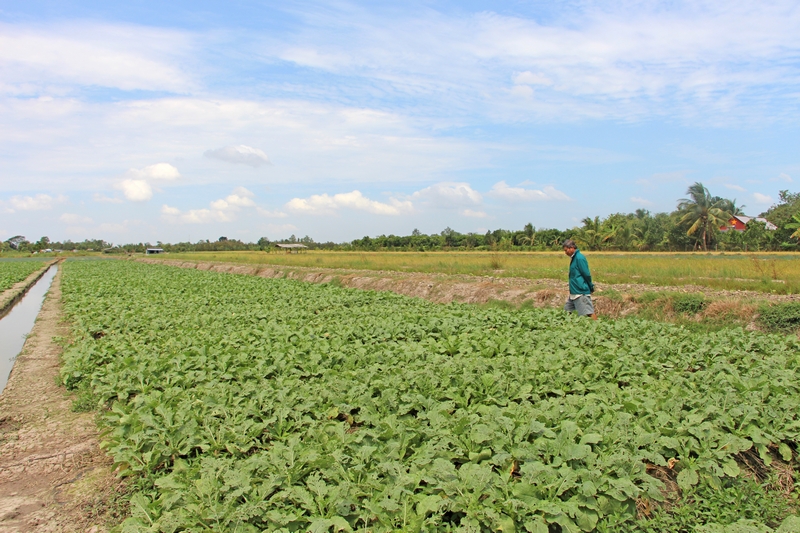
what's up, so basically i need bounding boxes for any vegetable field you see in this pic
[0,258,47,292]
[59,261,800,532]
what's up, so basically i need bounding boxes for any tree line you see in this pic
[4,183,800,254]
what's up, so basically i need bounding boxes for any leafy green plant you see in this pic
[757,302,800,333]
[57,261,800,532]
[0,258,49,292]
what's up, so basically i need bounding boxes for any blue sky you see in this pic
[1,0,798,244]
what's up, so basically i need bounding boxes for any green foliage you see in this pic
[618,475,797,533]
[757,302,800,333]
[671,294,707,315]
[59,261,800,532]
[0,258,49,292]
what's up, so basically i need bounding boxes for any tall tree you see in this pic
[677,182,731,251]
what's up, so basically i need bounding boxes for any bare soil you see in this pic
[0,268,120,533]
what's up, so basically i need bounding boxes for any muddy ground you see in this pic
[0,268,120,533]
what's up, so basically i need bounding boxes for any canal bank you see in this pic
[0,265,121,532]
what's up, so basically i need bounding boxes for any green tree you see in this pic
[677,182,731,251]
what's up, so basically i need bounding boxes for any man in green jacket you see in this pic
[562,239,597,319]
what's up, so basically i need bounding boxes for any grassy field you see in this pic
[151,251,800,294]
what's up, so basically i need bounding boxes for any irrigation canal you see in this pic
[0,264,58,393]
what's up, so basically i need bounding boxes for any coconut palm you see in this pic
[520,223,536,248]
[677,182,731,251]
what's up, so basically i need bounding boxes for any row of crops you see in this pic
[0,258,48,293]
[59,260,800,532]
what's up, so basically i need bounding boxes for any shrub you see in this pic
[672,293,707,315]
[757,302,800,333]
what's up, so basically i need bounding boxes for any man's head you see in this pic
[562,239,577,257]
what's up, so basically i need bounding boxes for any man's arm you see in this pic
[577,255,594,293]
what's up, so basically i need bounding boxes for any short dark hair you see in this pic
[562,239,577,249]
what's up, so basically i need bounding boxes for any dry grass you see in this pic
[150,250,800,294]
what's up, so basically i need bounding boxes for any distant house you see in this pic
[722,215,777,232]
[275,243,308,253]
[145,248,165,255]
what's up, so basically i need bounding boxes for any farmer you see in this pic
[562,239,597,319]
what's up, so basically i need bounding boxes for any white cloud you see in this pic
[92,193,123,203]
[204,145,271,167]
[126,163,181,181]
[60,213,92,224]
[488,181,571,202]
[160,187,257,224]
[286,190,413,215]
[161,204,232,224]
[513,71,553,86]
[0,22,193,94]
[724,184,747,192]
[774,173,793,183]
[461,209,488,218]
[630,197,653,206]
[411,182,482,208]
[6,194,67,211]
[753,192,773,204]
[256,207,288,218]
[118,179,153,202]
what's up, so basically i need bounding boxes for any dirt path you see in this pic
[0,268,119,533]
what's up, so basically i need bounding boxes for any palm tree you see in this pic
[576,216,614,250]
[677,182,731,251]
[520,223,536,249]
[785,214,800,239]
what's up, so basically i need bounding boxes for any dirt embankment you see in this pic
[0,268,120,533]
[138,258,797,321]
[0,261,59,320]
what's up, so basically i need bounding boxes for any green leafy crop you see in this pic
[0,258,48,292]
[58,261,800,532]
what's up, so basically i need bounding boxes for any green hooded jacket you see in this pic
[568,249,594,295]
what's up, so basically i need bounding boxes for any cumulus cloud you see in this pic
[161,204,232,224]
[118,179,153,202]
[461,209,488,218]
[126,163,181,181]
[630,197,653,206]
[753,192,773,204]
[204,145,271,167]
[160,187,258,224]
[210,187,256,210]
[724,184,747,192]
[773,173,793,183]
[488,181,571,202]
[411,182,482,208]
[286,190,413,215]
[60,213,93,224]
[5,194,67,211]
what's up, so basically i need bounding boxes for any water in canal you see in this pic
[0,265,58,393]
